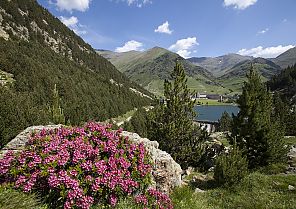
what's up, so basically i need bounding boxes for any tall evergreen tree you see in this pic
[148,62,208,168]
[218,111,232,132]
[231,68,287,169]
[49,84,65,124]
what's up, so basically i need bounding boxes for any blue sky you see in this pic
[38,0,296,58]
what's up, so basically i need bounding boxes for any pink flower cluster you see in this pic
[0,122,158,209]
[134,188,174,209]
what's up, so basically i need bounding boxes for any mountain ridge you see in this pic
[271,46,296,69]
[97,47,229,95]
[187,53,253,76]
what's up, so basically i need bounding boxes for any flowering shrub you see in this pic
[134,188,173,209]
[0,122,173,209]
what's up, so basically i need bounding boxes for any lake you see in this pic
[194,105,240,122]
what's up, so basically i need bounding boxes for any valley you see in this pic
[98,46,296,96]
[0,1,295,209]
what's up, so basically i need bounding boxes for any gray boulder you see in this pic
[0,125,62,158]
[287,145,296,173]
[121,131,183,193]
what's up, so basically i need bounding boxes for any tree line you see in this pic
[124,61,290,187]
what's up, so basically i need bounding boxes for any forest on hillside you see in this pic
[0,0,153,146]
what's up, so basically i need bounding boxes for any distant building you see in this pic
[206,94,221,100]
[194,92,208,99]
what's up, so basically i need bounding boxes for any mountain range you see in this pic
[270,47,296,69]
[187,53,253,77]
[99,46,296,95]
[97,47,229,95]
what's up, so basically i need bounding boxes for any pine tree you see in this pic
[49,84,65,124]
[218,111,232,132]
[214,140,248,187]
[148,62,208,168]
[231,68,287,169]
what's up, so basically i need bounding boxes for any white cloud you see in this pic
[257,28,269,35]
[238,45,295,58]
[60,16,87,35]
[169,37,199,58]
[154,21,173,35]
[123,0,152,7]
[115,40,144,52]
[60,16,78,27]
[55,0,91,12]
[224,0,257,10]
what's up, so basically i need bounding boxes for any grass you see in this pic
[284,136,296,147]
[1,173,295,209]
[106,108,138,126]
[146,76,232,97]
[0,186,47,209]
[187,77,230,95]
[195,99,233,106]
[172,172,296,209]
[218,77,246,95]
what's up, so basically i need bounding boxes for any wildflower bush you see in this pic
[0,122,172,209]
[134,188,173,209]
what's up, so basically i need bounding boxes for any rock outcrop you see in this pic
[287,145,296,173]
[121,131,183,193]
[0,125,62,158]
[0,126,182,194]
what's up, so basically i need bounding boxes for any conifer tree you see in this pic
[49,84,65,124]
[231,68,287,169]
[218,111,232,132]
[148,62,208,168]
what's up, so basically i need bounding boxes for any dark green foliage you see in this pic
[0,40,150,146]
[123,107,149,137]
[268,64,296,135]
[271,92,296,136]
[268,64,296,102]
[218,111,232,132]
[148,62,208,168]
[214,142,248,187]
[231,68,288,169]
[49,84,65,124]
[0,87,51,147]
[0,0,152,146]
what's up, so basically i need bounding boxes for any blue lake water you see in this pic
[194,105,240,121]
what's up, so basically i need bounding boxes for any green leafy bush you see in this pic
[214,142,248,187]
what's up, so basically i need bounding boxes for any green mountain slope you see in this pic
[0,0,152,144]
[187,54,253,76]
[97,47,229,95]
[268,64,296,103]
[271,47,296,69]
[218,58,282,93]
